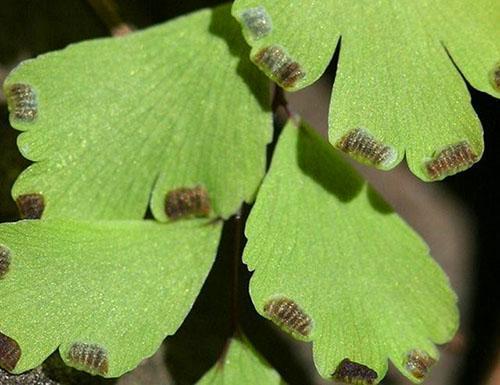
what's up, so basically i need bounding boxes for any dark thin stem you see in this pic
[86,0,133,36]
[267,85,292,169]
[230,209,244,336]
[218,85,292,365]
[217,207,247,367]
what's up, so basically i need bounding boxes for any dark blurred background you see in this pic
[0,1,498,385]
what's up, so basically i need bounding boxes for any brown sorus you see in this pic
[490,62,500,91]
[7,83,38,122]
[240,6,272,40]
[425,141,478,180]
[165,186,210,220]
[67,343,109,375]
[0,245,11,279]
[0,332,21,372]
[336,128,396,167]
[332,358,378,385]
[405,349,436,380]
[253,45,305,88]
[16,193,45,219]
[264,297,313,337]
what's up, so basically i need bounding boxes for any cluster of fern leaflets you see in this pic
[1,2,498,384]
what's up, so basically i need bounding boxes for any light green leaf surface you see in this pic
[232,0,500,180]
[4,5,271,220]
[0,219,221,377]
[196,338,284,385]
[243,120,458,383]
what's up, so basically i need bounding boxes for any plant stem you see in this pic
[230,208,244,337]
[267,85,292,169]
[219,85,292,364]
[86,0,133,36]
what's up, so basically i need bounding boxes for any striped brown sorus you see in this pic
[253,45,305,88]
[405,349,436,380]
[0,333,21,372]
[264,297,313,337]
[336,128,396,167]
[332,358,378,385]
[7,83,38,122]
[67,342,109,375]
[240,6,272,40]
[0,245,12,279]
[490,62,500,91]
[425,141,478,180]
[165,186,210,220]
[16,193,45,219]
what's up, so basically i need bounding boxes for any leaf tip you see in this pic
[5,83,38,123]
[67,342,109,376]
[16,193,45,219]
[331,358,378,385]
[165,186,211,220]
[424,141,479,181]
[403,349,436,382]
[336,128,398,169]
[253,45,305,90]
[0,332,21,372]
[239,6,273,41]
[263,296,313,338]
[0,245,12,279]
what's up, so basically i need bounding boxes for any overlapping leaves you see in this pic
[1,4,264,378]
[4,5,271,220]
[0,2,462,383]
[243,120,458,383]
[232,0,500,180]
[0,219,221,377]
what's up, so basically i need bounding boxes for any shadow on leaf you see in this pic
[296,123,363,202]
[366,186,394,215]
[209,5,270,112]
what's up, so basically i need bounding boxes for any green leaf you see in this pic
[243,120,458,383]
[0,219,221,377]
[3,4,271,220]
[196,338,284,385]
[232,0,499,180]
